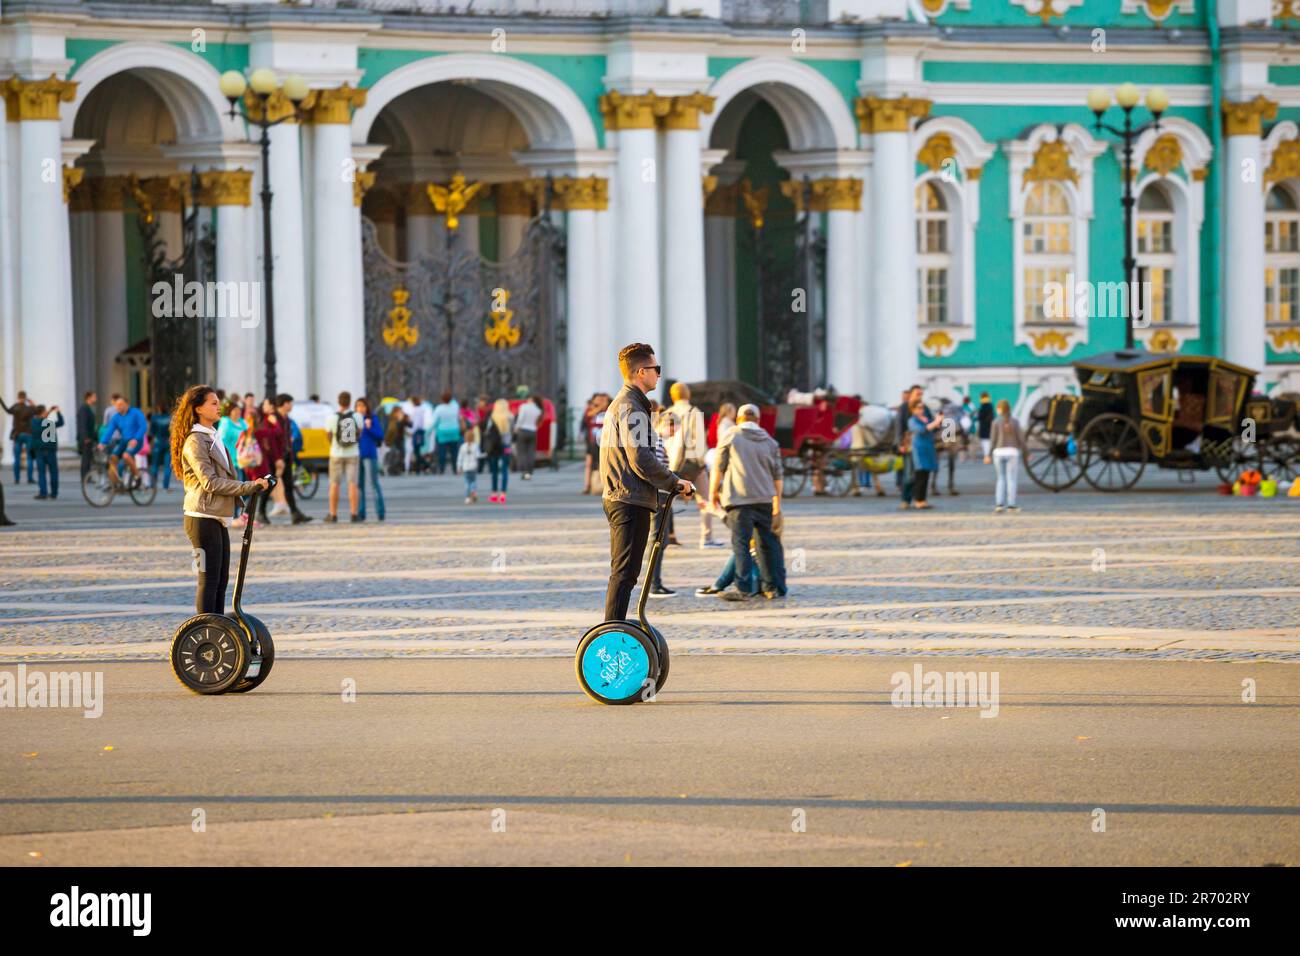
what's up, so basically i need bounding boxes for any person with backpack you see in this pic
[356,396,386,522]
[666,381,721,548]
[325,390,363,523]
[384,406,409,476]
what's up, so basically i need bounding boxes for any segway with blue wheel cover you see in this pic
[171,477,277,695]
[576,489,682,704]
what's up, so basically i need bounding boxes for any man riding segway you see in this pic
[600,343,696,624]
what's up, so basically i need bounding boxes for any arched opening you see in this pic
[359,79,567,410]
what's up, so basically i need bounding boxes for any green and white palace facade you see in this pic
[3,0,1300,431]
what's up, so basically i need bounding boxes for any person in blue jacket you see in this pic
[148,401,173,492]
[30,404,64,500]
[356,397,386,522]
[907,395,943,510]
[98,395,147,489]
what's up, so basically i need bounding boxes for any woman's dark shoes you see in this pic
[292,512,313,524]
[695,586,723,596]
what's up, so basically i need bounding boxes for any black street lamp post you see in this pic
[1087,82,1169,351]
[219,68,309,399]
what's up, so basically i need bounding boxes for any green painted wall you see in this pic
[918,103,1215,369]
[923,62,1210,86]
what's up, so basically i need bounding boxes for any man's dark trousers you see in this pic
[604,499,653,620]
[724,502,785,596]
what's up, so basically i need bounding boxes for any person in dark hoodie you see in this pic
[30,404,65,500]
[599,343,694,622]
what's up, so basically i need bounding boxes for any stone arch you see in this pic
[63,41,237,142]
[352,54,598,155]
[703,57,858,153]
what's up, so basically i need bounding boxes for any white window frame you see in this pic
[1126,117,1211,352]
[913,116,994,357]
[916,177,954,327]
[1265,182,1300,329]
[1006,123,1105,357]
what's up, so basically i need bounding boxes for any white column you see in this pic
[870,123,921,399]
[1222,99,1272,371]
[660,96,711,384]
[267,119,308,400]
[208,170,260,392]
[826,205,860,396]
[406,214,438,261]
[856,160,875,401]
[310,108,366,398]
[498,214,528,260]
[603,94,663,352]
[554,174,609,415]
[459,213,480,258]
[0,115,18,460]
[595,205,617,392]
[17,111,77,433]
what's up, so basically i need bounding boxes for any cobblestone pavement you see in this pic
[2,460,1298,661]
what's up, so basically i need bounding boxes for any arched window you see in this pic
[1266,184,1300,327]
[915,181,951,326]
[1021,181,1073,325]
[1136,184,1175,324]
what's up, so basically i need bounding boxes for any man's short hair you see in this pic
[84,391,95,400]
[618,343,656,380]
[909,384,922,392]
[338,390,351,408]
[669,381,690,402]
[737,403,760,422]
[275,393,294,406]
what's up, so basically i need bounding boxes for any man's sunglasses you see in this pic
[638,364,662,375]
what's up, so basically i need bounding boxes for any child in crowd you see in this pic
[458,421,481,504]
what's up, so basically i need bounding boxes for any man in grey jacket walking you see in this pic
[599,343,695,621]
[709,403,786,600]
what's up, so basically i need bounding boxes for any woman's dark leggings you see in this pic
[913,469,931,504]
[185,516,231,615]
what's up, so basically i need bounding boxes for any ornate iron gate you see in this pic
[134,169,217,408]
[362,212,565,406]
[740,178,826,397]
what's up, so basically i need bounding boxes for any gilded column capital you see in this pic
[855,95,931,134]
[243,88,300,124]
[810,177,862,212]
[599,90,671,131]
[63,167,85,205]
[197,169,253,207]
[917,133,957,171]
[660,93,715,131]
[354,171,377,208]
[966,166,983,182]
[495,180,539,217]
[779,179,805,213]
[3,75,77,122]
[139,174,188,213]
[1222,95,1278,137]
[301,84,366,125]
[553,175,609,211]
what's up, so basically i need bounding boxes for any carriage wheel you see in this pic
[1263,438,1300,482]
[1079,414,1147,492]
[1023,420,1083,492]
[782,457,807,498]
[824,459,853,497]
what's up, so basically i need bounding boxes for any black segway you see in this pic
[170,477,277,695]
[576,489,684,705]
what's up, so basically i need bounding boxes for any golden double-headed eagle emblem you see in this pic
[383,286,419,350]
[426,173,483,232]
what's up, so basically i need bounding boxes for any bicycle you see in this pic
[292,461,320,499]
[82,448,157,508]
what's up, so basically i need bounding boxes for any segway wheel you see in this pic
[647,625,669,695]
[171,615,251,695]
[229,614,274,693]
[575,623,659,705]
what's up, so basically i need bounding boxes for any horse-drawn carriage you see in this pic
[1024,351,1300,492]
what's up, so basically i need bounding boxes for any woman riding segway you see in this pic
[169,385,275,694]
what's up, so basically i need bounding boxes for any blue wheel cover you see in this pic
[581,631,651,700]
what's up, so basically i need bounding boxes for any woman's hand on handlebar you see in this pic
[254,476,271,491]
[676,479,695,498]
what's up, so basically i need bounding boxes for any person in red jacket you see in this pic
[248,402,288,525]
